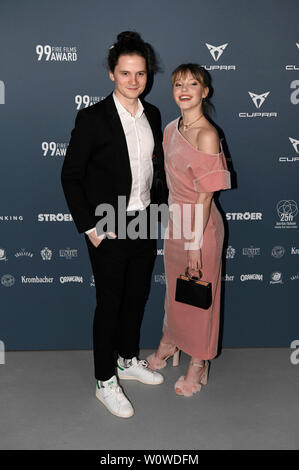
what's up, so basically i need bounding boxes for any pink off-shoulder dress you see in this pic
[162,118,231,359]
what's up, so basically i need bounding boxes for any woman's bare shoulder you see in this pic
[197,125,220,154]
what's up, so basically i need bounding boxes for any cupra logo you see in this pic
[289,137,299,153]
[205,43,228,61]
[248,91,270,109]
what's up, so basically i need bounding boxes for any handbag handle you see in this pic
[185,266,202,281]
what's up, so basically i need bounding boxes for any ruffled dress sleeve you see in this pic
[191,144,231,193]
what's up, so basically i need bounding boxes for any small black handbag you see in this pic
[175,267,212,310]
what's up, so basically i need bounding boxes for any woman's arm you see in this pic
[187,127,220,271]
[187,192,213,271]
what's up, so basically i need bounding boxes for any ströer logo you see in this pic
[248,91,270,109]
[226,212,262,221]
[206,43,228,61]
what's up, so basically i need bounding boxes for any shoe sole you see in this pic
[95,392,134,418]
[117,373,164,385]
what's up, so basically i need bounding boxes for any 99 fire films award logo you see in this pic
[42,142,68,157]
[36,45,78,61]
[75,95,105,109]
[275,200,298,229]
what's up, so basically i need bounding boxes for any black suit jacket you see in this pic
[61,93,168,234]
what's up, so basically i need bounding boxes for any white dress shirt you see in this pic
[85,93,154,235]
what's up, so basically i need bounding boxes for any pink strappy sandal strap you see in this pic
[146,353,167,370]
[174,376,201,397]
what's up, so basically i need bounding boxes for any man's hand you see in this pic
[88,228,117,248]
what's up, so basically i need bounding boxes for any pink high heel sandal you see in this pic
[147,342,180,370]
[174,360,209,397]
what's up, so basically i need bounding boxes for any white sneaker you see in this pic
[117,356,164,385]
[95,375,134,418]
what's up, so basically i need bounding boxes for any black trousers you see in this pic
[84,208,157,381]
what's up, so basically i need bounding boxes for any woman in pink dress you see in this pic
[147,64,231,396]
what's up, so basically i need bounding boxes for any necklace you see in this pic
[182,114,203,131]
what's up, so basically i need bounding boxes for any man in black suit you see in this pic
[61,32,167,418]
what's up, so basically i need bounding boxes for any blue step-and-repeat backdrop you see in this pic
[0,0,298,350]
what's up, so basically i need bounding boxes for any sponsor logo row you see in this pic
[0,247,79,261]
[0,200,298,228]
[45,85,299,111]
[1,83,299,110]
[39,137,299,162]
[1,245,298,262]
[2,271,298,287]
[4,86,292,111]
[32,42,299,72]
[225,245,299,259]
[223,271,299,284]
[58,85,299,111]
[1,274,95,287]
[154,272,299,285]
